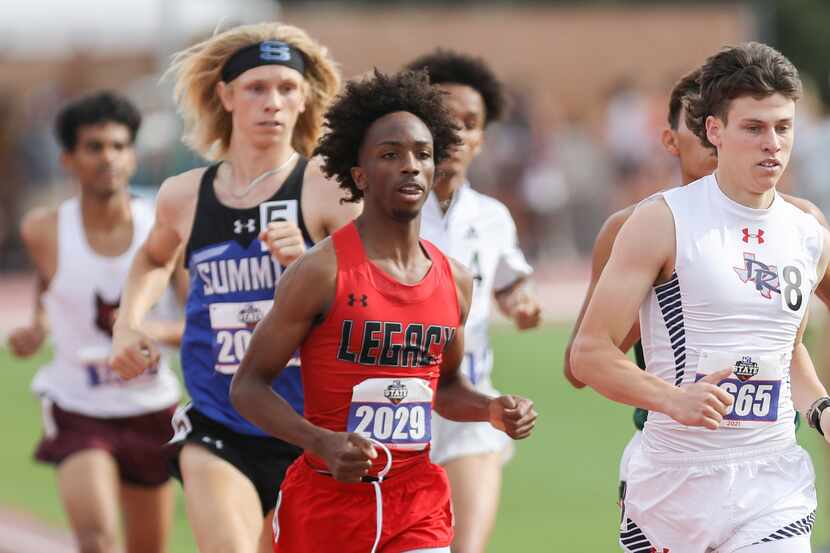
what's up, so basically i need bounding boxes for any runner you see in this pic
[8,90,181,553]
[230,69,538,553]
[572,42,830,552]
[109,22,353,553]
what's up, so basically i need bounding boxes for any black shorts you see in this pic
[168,404,302,515]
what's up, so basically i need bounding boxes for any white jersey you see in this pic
[640,174,823,453]
[420,182,533,388]
[32,197,180,417]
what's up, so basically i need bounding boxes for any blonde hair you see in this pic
[168,22,341,160]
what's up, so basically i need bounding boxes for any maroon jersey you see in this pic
[300,222,461,476]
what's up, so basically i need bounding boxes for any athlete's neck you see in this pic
[433,172,465,213]
[714,169,775,210]
[79,188,132,231]
[226,137,297,191]
[353,214,427,282]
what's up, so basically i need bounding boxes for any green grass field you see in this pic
[1,324,829,551]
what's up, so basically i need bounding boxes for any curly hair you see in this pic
[667,68,701,130]
[685,42,801,149]
[405,49,505,126]
[55,90,141,152]
[166,22,340,160]
[314,69,461,203]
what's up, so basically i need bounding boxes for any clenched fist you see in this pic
[666,368,735,430]
[259,221,305,267]
[488,394,538,439]
[8,324,46,358]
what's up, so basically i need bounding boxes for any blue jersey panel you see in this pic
[182,238,304,436]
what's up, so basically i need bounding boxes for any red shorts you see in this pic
[34,400,177,487]
[273,454,453,553]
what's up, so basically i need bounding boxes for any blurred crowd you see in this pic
[2,57,829,271]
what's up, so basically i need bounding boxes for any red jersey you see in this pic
[300,221,461,476]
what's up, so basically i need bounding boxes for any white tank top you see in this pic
[640,174,823,454]
[420,183,533,390]
[32,197,180,417]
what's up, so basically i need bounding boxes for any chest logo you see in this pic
[348,293,368,307]
[233,218,256,234]
[733,356,760,382]
[384,380,408,404]
[734,253,780,299]
[742,227,765,244]
[237,303,265,328]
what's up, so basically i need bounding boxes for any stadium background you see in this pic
[2,0,830,551]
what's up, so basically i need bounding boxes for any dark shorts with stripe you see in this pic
[34,400,177,487]
[168,405,302,516]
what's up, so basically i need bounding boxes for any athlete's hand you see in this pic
[316,431,378,483]
[259,221,305,267]
[513,298,542,330]
[666,368,734,430]
[489,395,537,439]
[109,325,160,380]
[8,324,46,358]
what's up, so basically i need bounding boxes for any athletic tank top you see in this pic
[640,174,823,453]
[182,159,311,435]
[301,222,461,476]
[34,197,180,417]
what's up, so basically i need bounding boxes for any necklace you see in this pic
[226,151,298,200]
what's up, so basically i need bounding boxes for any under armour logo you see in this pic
[650,548,670,553]
[234,218,256,234]
[742,227,765,244]
[201,436,224,450]
[347,293,368,307]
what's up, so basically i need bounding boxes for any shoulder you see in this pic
[598,204,637,242]
[302,157,362,235]
[20,204,59,248]
[155,167,208,225]
[283,236,338,285]
[303,157,351,204]
[780,193,829,229]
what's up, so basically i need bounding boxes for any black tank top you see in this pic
[185,158,312,265]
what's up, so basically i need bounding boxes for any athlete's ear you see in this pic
[705,115,723,149]
[661,128,680,157]
[351,166,368,192]
[216,81,234,113]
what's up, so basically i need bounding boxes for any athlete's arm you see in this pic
[434,258,537,439]
[563,207,640,389]
[230,241,377,482]
[8,208,56,358]
[139,250,188,347]
[494,277,541,331]
[571,198,734,429]
[783,194,830,304]
[492,213,541,330]
[790,227,830,439]
[111,172,197,377]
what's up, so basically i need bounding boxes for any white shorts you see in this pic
[620,441,816,553]
[429,378,512,466]
[619,431,643,484]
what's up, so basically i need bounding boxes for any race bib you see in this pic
[209,300,273,374]
[695,350,785,428]
[346,378,433,450]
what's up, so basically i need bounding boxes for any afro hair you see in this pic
[315,69,461,203]
[405,48,505,126]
